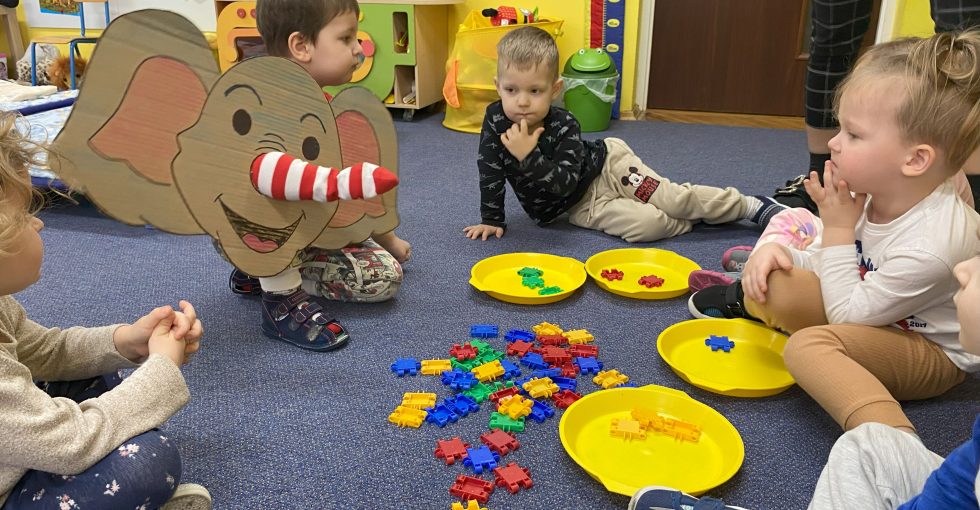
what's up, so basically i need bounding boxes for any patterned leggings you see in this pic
[807,0,980,129]
[2,375,182,510]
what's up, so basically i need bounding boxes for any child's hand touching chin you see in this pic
[113,300,202,365]
[501,119,544,162]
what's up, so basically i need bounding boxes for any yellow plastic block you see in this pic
[451,501,488,510]
[564,329,595,344]
[632,408,703,443]
[401,392,437,410]
[497,394,533,419]
[593,369,630,389]
[610,418,647,440]
[471,359,505,382]
[532,321,564,336]
[522,377,560,399]
[388,405,426,428]
[421,359,452,375]
[631,407,660,428]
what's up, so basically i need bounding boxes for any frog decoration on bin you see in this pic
[565,47,615,75]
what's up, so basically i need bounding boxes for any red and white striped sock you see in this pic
[250,151,398,202]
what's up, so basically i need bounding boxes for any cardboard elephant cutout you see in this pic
[50,9,400,277]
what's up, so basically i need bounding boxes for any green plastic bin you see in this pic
[562,48,619,132]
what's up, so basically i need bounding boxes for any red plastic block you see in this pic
[435,437,471,465]
[489,386,522,404]
[492,462,533,494]
[601,268,625,281]
[450,342,479,361]
[560,362,580,378]
[638,275,665,288]
[480,429,521,455]
[536,334,567,346]
[568,344,599,359]
[540,345,571,365]
[552,389,582,409]
[506,340,534,357]
[449,475,494,504]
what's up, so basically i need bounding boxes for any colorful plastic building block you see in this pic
[450,342,479,361]
[489,380,516,391]
[600,268,624,281]
[435,437,471,465]
[638,275,665,288]
[390,357,421,377]
[425,403,461,427]
[574,356,603,375]
[471,360,505,382]
[480,429,521,455]
[462,445,501,474]
[540,346,571,366]
[461,383,495,403]
[519,352,549,370]
[445,395,480,417]
[469,339,494,352]
[388,405,426,428]
[441,368,479,391]
[489,412,526,433]
[450,502,487,510]
[527,399,555,423]
[632,407,703,443]
[504,329,535,342]
[488,386,522,404]
[610,418,647,440]
[499,359,521,379]
[506,340,534,357]
[538,286,563,295]
[705,335,735,352]
[552,389,582,409]
[449,475,495,504]
[517,267,543,278]
[421,359,453,375]
[470,324,499,339]
[522,276,545,289]
[532,322,563,336]
[493,462,533,494]
[559,362,580,378]
[565,329,595,345]
[551,376,578,392]
[530,367,563,380]
[496,394,533,420]
[568,344,599,358]
[451,357,483,371]
[474,349,504,365]
[536,333,567,346]
[522,377,560,399]
[593,369,630,389]
[400,392,437,410]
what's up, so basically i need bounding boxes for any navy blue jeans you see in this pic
[2,374,182,510]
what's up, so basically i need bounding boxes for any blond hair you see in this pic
[836,30,980,172]
[0,113,44,256]
[497,26,559,81]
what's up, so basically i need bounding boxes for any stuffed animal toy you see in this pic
[15,43,60,86]
[47,55,87,90]
[481,6,519,26]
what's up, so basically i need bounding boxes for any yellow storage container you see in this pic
[442,11,563,133]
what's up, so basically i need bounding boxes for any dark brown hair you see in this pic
[256,0,360,57]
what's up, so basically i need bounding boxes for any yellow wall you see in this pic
[447,1,640,112]
[892,0,935,38]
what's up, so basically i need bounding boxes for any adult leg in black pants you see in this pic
[775,0,980,212]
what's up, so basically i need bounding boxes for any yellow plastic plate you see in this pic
[559,385,744,497]
[469,253,586,305]
[658,319,795,398]
[585,248,701,300]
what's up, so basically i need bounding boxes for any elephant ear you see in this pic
[311,86,400,249]
[49,10,220,233]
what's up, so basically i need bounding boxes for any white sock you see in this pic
[741,195,763,220]
[259,269,303,294]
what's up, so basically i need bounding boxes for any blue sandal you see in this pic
[629,486,748,510]
[260,288,350,351]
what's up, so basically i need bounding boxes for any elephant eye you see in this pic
[232,109,251,136]
[302,136,320,161]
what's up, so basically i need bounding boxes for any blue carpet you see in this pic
[16,111,980,510]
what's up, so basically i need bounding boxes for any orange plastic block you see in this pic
[421,359,452,375]
[564,329,595,345]
[471,359,505,382]
[610,418,647,440]
[496,394,533,419]
[593,369,630,389]
[401,392,437,410]
[631,407,702,443]
[450,501,487,510]
[521,377,560,399]
[388,405,426,428]
[532,321,564,336]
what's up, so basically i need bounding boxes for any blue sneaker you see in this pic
[687,282,756,321]
[260,289,350,351]
[628,486,748,510]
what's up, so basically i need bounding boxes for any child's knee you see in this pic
[783,326,843,374]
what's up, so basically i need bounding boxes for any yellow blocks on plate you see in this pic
[421,359,452,375]
[631,407,702,443]
[610,418,647,440]
[593,369,630,389]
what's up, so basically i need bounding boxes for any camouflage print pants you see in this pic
[296,239,403,303]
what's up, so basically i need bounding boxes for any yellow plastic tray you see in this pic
[469,253,586,305]
[585,248,701,300]
[559,385,744,496]
[658,319,795,398]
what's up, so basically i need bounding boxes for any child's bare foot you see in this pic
[375,231,412,263]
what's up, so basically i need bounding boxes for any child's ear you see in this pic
[902,144,936,178]
[287,32,313,63]
[551,78,563,99]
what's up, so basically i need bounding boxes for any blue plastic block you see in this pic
[705,335,735,352]
[470,324,499,339]
[519,352,549,370]
[574,356,603,375]
[390,357,421,377]
[462,446,501,474]
[504,329,536,343]
[424,403,460,427]
[441,368,479,390]
[527,399,555,423]
[500,359,522,379]
[552,376,577,392]
[531,367,563,379]
[445,395,480,417]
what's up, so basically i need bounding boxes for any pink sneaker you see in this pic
[688,270,737,293]
[721,246,753,272]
